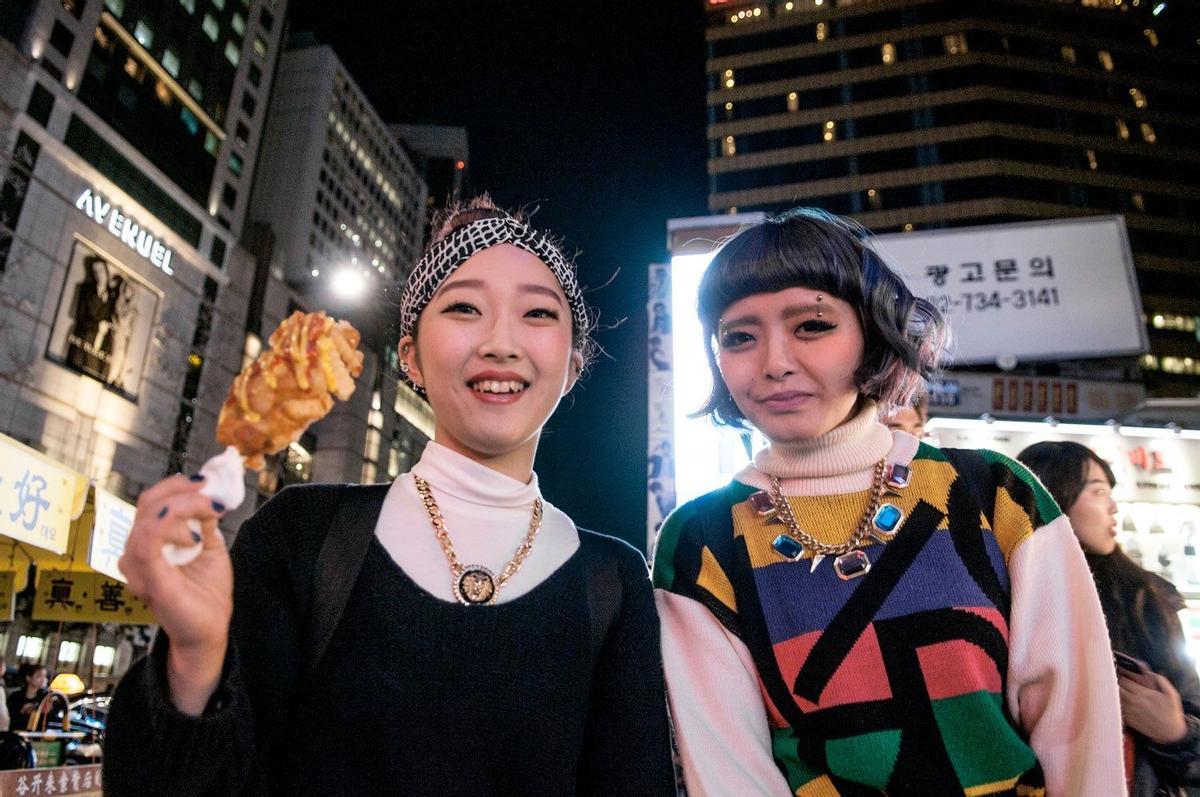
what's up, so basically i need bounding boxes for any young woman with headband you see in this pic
[652,208,1122,795]
[104,197,675,795]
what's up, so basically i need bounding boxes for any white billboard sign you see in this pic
[871,216,1146,365]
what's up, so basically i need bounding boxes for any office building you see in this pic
[703,0,1200,395]
[250,41,433,486]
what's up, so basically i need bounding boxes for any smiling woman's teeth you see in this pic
[472,380,526,394]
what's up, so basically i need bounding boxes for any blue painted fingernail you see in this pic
[212,500,226,512]
[191,530,202,543]
[188,474,205,482]
[157,506,168,519]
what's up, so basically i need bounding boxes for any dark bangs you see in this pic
[697,209,865,329]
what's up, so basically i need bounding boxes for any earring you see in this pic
[399,361,410,374]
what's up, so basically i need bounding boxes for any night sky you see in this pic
[286,0,711,547]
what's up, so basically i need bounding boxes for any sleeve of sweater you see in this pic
[578,537,677,796]
[651,498,792,797]
[103,486,319,796]
[656,591,793,796]
[993,453,1125,796]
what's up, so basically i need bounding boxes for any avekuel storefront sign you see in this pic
[74,187,175,275]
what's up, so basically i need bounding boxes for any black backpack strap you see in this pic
[307,483,389,673]
[579,531,624,658]
[941,448,996,527]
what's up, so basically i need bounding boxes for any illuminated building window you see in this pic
[179,0,194,12]
[881,43,896,64]
[1085,149,1098,170]
[188,78,202,100]
[253,35,267,58]
[154,80,171,105]
[202,14,218,41]
[723,69,735,89]
[1147,312,1198,332]
[1129,87,1147,108]
[1140,353,1158,370]
[1140,122,1157,143]
[104,0,123,18]
[943,34,968,55]
[229,151,243,175]
[787,91,799,112]
[1061,45,1077,63]
[822,120,836,142]
[58,641,81,664]
[162,48,180,77]
[232,12,246,36]
[1115,119,1130,140]
[1098,50,1114,71]
[224,40,240,66]
[1144,28,1159,47]
[816,22,827,41]
[16,635,45,663]
[212,0,224,8]
[867,188,882,210]
[133,20,153,48]
[1131,192,1145,211]
[93,645,116,676]
[723,135,736,156]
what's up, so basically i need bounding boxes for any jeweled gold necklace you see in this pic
[414,474,543,606]
[769,458,889,579]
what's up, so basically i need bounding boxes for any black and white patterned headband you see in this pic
[399,215,589,341]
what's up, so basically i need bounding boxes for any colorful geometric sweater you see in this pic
[653,412,1123,796]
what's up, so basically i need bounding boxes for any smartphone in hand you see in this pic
[1114,650,1151,676]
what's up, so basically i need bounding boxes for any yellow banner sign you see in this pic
[0,434,88,554]
[0,572,14,622]
[33,569,154,624]
[89,487,134,582]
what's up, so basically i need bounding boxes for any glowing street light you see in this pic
[330,268,366,300]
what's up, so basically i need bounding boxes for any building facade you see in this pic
[703,0,1200,396]
[393,122,470,242]
[0,0,287,681]
[250,41,433,489]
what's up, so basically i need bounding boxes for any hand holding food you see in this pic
[161,310,364,565]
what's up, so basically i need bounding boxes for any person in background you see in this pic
[882,395,928,437]
[653,208,1123,795]
[0,657,9,732]
[6,663,47,732]
[1020,440,1200,796]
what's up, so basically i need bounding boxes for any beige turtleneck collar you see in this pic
[735,400,919,496]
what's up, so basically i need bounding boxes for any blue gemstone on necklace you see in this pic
[772,534,804,561]
[873,504,904,533]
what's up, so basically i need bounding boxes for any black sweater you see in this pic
[103,483,676,796]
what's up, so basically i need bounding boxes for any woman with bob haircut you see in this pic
[103,197,676,795]
[1019,440,1200,796]
[652,208,1122,795]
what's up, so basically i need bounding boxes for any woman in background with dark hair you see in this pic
[653,208,1122,795]
[1020,440,1200,796]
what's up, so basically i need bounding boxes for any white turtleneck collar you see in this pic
[375,441,580,604]
[736,400,919,496]
[411,441,543,510]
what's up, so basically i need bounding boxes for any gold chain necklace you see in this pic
[769,458,888,576]
[414,474,543,606]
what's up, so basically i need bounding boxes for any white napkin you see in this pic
[162,446,247,566]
